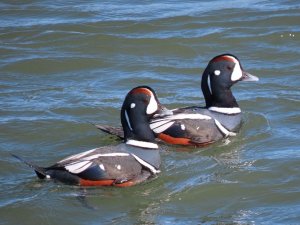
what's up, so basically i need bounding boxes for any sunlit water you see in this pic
[1,0,300,224]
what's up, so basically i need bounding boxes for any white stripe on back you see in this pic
[82,153,130,161]
[150,113,211,133]
[151,121,175,133]
[152,113,211,122]
[65,161,93,174]
[58,148,98,163]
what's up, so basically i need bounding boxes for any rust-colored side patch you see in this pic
[158,133,191,145]
[79,179,136,187]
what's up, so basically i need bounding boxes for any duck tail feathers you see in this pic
[11,153,47,179]
[94,124,124,139]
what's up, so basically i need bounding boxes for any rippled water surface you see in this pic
[1,0,300,224]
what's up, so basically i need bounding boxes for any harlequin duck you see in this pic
[96,54,259,146]
[12,86,168,187]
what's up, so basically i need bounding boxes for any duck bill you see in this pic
[241,71,259,82]
[153,104,173,118]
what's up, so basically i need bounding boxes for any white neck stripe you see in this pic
[209,107,241,114]
[126,139,158,149]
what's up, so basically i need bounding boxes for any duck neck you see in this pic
[211,87,239,108]
[121,108,157,146]
[201,71,239,108]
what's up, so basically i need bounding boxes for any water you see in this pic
[1,0,300,224]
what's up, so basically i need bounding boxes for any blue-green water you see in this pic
[1,1,300,224]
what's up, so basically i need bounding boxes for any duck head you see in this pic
[121,86,168,147]
[201,54,259,109]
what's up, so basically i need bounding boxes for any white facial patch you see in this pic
[214,70,221,76]
[146,92,158,115]
[130,103,135,108]
[227,56,243,81]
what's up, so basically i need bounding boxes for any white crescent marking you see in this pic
[214,119,236,137]
[125,110,133,131]
[131,154,160,174]
[207,75,212,95]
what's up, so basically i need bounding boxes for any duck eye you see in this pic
[227,66,233,70]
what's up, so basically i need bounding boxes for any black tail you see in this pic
[11,154,47,179]
[94,124,124,139]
